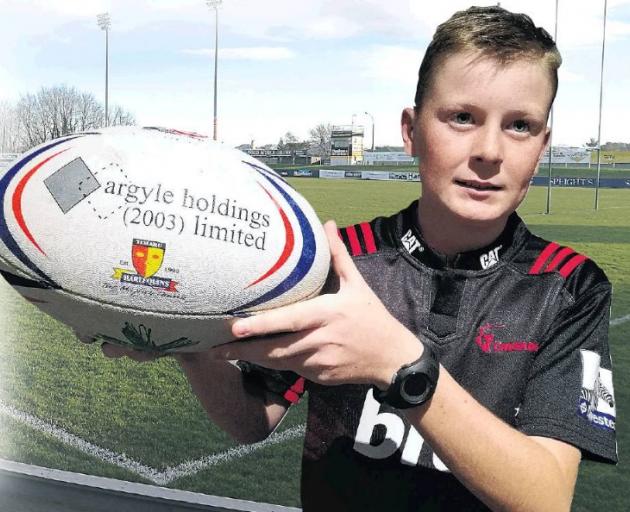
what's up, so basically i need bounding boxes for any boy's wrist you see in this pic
[374,331,426,391]
[373,341,439,409]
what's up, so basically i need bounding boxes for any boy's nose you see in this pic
[473,126,504,166]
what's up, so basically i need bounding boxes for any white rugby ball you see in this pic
[0,126,330,352]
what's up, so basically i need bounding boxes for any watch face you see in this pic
[401,372,430,403]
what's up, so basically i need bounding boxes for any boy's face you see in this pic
[403,51,552,227]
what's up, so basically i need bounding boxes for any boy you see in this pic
[104,6,617,511]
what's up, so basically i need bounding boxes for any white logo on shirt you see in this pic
[401,229,424,254]
[479,245,502,269]
[353,389,449,471]
[578,350,616,431]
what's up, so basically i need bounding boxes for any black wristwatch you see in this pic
[373,343,439,409]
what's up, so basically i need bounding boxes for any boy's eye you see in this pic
[511,120,530,133]
[453,112,473,124]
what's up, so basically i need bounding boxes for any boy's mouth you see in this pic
[455,180,502,191]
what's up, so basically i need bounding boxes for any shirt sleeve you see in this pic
[515,282,618,463]
[236,361,306,407]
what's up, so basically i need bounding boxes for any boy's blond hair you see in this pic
[414,6,562,112]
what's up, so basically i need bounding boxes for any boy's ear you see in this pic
[538,127,552,161]
[401,108,417,156]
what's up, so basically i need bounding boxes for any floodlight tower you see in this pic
[595,0,608,210]
[544,0,559,215]
[364,111,374,151]
[206,0,222,140]
[96,13,111,127]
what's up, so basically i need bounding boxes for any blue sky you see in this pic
[1,0,629,147]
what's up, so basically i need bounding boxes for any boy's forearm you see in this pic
[405,367,579,512]
[175,352,288,444]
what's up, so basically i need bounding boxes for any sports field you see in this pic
[0,179,628,510]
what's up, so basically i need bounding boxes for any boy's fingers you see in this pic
[210,330,316,367]
[232,299,325,338]
[324,220,364,284]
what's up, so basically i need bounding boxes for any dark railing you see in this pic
[0,459,301,512]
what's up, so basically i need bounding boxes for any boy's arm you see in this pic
[101,344,289,444]
[175,352,290,444]
[402,362,580,512]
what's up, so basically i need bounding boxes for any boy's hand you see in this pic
[209,220,423,389]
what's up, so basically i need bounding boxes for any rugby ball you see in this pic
[0,127,330,352]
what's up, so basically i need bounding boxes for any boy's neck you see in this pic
[416,198,509,257]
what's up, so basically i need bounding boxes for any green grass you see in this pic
[0,180,628,510]
[0,413,144,483]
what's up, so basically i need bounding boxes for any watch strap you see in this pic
[373,342,439,409]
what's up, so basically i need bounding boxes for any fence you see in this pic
[277,168,630,188]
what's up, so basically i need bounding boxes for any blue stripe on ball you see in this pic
[229,162,317,312]
[0,135,85,285]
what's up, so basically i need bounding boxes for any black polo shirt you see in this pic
[240,201,617,511]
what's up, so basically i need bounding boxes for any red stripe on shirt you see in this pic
[284,390,300,404]
[529,241,560,275]
[559,254,588,279]
[360,222,377,254]
[292,377,305,394]
[345,225,362,256]
[544,246,575,273]
[283,377,306,405]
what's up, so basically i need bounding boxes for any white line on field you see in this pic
[610,313,630,327]
[0,401,305,486]
[158,425,305,484]
[0,402,161,482]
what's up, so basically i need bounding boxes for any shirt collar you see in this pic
[395,201,524,271]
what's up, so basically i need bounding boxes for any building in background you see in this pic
[330,125,364,165]
[597,150,630,166]
[363,151,416,166]
[539,146,630,168]
[242,147,314,166]
[540,146,590,166]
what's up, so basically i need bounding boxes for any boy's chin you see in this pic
[450,206,512,227]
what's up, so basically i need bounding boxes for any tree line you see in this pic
[0,85,134,153]
[0,84,332,159]
[261,125,332,162]
[584,137,630,151]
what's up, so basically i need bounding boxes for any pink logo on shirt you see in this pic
[474,324,539,353]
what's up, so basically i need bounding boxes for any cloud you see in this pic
[179,0,430,42]
[306,16,362,39]
[182,47,296,60]
[24,0,110,18]
[608,20,630,39]
[356,45,424,87]
[6,1,630,46]
[558,68,585,83]
[0,65,19,101]
[406,0,630,48]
